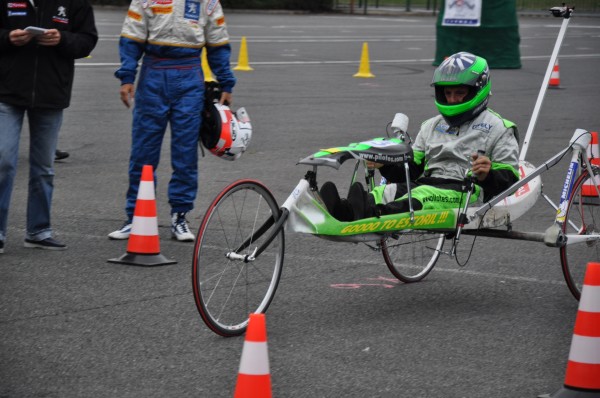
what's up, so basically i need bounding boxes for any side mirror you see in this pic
[391,113,409,139]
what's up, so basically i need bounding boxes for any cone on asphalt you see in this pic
[539,262,600,398]
[549,60,561,88]
[234,36,254,71]
[583,132,600,199]
[353,42,375,78]
[234,313,272,398]
[108,165,176,266]
[201,47,216,82]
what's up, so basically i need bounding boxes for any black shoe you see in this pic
[347,182,367,220]
[24,237,67,251]
[55,149,70,161]
[0,240,4,254]
[320,182,355,222]
[337,198,355,222]
[320,181,342,216]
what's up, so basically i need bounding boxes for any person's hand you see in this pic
[366,160,383,169]
[120,83,135,108]
[219,92,232,106]
[471,152,491,181]
[36,29,61,46]
[9,29,34,46]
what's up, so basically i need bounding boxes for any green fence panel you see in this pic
[434,0,521,68]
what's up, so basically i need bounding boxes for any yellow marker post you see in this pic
[353,42,375,78]
[234,36,254,71]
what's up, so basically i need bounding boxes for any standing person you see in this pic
[320,52,520,221]
[109,0,236,242]
[0,1,98,253]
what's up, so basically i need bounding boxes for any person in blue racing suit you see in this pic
[321,52,520,222]
[109,0,236,242]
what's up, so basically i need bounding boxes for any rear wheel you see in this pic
[381,231,445,282]
[192,180,284,337]
[560,167,600,300]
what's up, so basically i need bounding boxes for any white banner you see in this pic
[442,0,482,27]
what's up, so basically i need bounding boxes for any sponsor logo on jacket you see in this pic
[206,0,219,15]
[471,122,492,133]
[184,0,199,20]
[8,2,28,8]
[52,6,69,24]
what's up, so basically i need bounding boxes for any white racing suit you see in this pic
[371,108,520,214]
[115,0,236,219]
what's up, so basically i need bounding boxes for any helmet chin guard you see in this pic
[199,83,252,161]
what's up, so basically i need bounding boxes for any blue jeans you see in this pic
[0,102,63,242]
[124,56,203,221]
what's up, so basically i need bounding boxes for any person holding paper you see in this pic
[0,1,98,253]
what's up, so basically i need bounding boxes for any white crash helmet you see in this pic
[200,83,252,161]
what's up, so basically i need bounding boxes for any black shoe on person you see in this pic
[347,182,367,220]
[0,240,4,254]
[320,181,355,222]
[320,181,342,216]
[24,237,67,251]
[55,149,70,161]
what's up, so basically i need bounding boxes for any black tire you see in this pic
[192,180,284,337]
[381,231,444,282]
[560,167,600,300]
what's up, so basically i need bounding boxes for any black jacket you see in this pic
[0,0,98,109]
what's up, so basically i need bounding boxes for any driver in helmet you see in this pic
[320,52,520,221]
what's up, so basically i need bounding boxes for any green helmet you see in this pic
[431,52,491,126]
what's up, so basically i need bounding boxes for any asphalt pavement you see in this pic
[1,8,600,398]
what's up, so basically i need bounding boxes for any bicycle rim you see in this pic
[560,168,600,300]
[192,180,284,336]
[381,231,444,283]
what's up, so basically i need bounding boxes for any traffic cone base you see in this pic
[108,165,176,266]
[354,42,375,78]
[108,252,177,267]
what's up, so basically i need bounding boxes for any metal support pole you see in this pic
[519,7,573,162]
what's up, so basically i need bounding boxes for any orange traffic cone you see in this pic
[108,165,176,266]
[541,262,600,397]
[549,60,561,88]
[583,132,600,199]
[234,313,272,398]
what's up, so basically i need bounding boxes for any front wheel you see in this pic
[560,167,600,300]
[192,180,285,337]
[381,231,444,282]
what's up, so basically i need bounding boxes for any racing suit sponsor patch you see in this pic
[434,122,453,134]
[127,9,142,21]
[471,122,492,133]
[216,16,225,26]
[151,5,172,14]
[8,3,28,8]
[8,11,27,16]
[184,0,200,20]
[206,0,219,15]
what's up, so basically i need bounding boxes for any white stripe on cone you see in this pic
[580,286,600,312]
[130,216,159,236]
[238,342,270,375]
[569,335,600,364]
[138,180,155,200]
